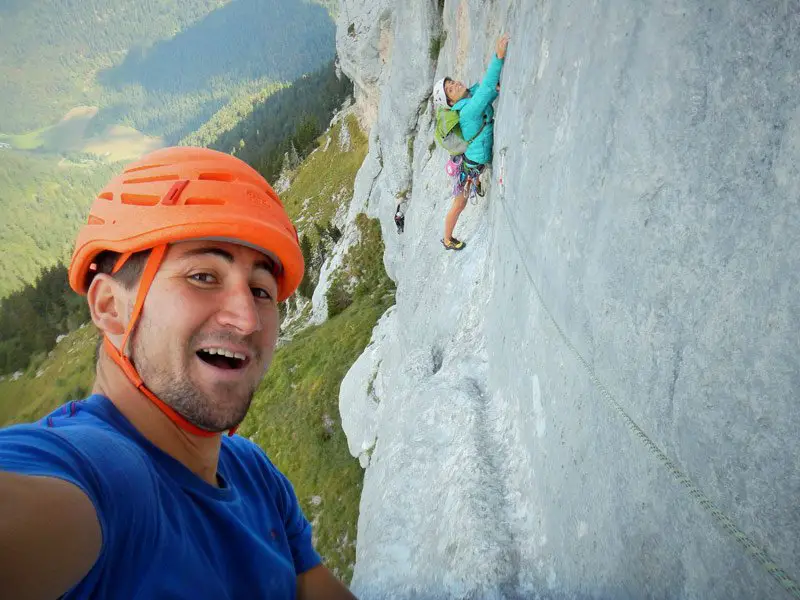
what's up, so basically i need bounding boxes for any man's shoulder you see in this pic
[0,398,154,484]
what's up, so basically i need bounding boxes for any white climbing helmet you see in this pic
[433,77,449,108]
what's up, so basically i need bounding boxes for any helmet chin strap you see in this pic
[104,243,237,437]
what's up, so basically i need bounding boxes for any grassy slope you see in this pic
[282,114,368,243]
[0,115,390,582]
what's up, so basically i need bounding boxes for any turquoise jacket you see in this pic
[452,54,504,165]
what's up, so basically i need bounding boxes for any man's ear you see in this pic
[87,274,128,338]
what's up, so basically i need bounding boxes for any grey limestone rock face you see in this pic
[336,0,800,597]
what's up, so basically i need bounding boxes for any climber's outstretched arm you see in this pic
[460,34,509,121]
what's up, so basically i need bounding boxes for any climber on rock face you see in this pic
[433,33,509,251]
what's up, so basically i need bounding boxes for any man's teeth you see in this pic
[201,348,247,361]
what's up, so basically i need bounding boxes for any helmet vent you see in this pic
[184,197,227,206]
[98,192,114,201]
[87,215,105,225]
[121,193,160,206]
[124,162,167,174]
[199,172,235,182]
[123,174,180,184]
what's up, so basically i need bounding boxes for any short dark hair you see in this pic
[92,249,152,290]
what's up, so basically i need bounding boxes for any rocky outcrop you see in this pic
[336,1,800,597]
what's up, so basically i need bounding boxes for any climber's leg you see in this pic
[444,181,470,244]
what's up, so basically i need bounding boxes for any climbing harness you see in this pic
[446,155,486,203]
[495,193,800,598]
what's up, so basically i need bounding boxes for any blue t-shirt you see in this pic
[0,395,321,598]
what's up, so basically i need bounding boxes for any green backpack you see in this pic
[434,106,487,156]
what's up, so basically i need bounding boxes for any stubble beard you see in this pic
[130,327,262,433]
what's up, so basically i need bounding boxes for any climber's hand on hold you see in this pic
[496,33,509,59]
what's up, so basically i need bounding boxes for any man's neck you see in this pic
[91,354,222,486]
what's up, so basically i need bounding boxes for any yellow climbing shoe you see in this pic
[442,237,465,250]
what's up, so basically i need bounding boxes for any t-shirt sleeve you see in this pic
[278,469,322,574]
[0,425,158,569]
[263,456,322,574]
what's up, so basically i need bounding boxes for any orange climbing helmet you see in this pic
[68,147,304,438]
[69,146,303,302]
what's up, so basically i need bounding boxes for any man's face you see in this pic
[128,240,280,433]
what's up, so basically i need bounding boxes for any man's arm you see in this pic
[297,564,358,600]
[0,471,102,600]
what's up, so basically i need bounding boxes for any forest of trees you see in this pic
[0,0,228,132]
[0,153,119,299]
[0,264,89,375]
[99,0,333,94]
[180,82,288,148]
[193,59,353,182]
[91,0,335,143]
[0,0,335,144]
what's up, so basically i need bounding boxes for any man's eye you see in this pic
[190,273,216,284]
[252,287,273,300]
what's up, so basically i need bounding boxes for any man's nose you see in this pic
[215,280,261,334]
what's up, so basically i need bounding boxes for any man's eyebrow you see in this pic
[179,247,276,274]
